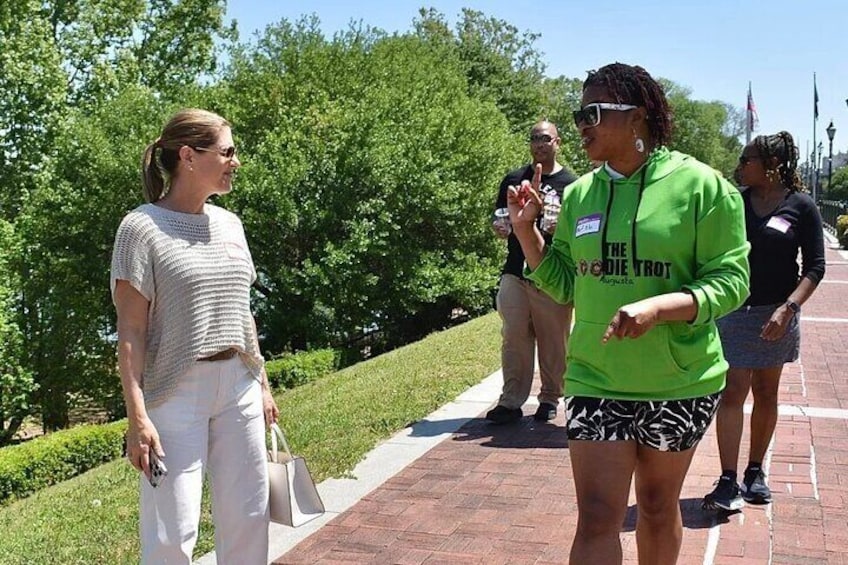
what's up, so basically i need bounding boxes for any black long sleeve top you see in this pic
[742,188,826,307]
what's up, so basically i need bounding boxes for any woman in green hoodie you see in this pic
[508,63,750,564]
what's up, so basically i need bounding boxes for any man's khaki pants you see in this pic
[496,274,572,409]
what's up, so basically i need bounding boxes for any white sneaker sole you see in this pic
[714,497,744,511]
[703,496,744,511]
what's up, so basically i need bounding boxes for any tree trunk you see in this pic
[40,382,69,431]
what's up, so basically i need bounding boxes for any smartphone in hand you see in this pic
[149,451,168,488]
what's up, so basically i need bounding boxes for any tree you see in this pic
[0,0,66,219]
[535,75,595,176]
[3,0,234,430]
[664,80,742,178]
[0,220,36,444]
[825,166,848,202]
[414,8,547,134]
[219,20,522,356]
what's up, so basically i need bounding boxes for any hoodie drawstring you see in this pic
[600,166,648,278]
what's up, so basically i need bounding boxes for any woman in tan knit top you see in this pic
[111,109,278,564]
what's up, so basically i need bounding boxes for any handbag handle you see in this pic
[269,423,294,464]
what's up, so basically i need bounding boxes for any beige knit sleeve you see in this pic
[229,212,257,284]
[243,230,257,284]
[110,212,155,302]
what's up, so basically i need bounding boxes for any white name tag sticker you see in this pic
[766,216,791,234]
[575,213,603,237]
[225,241,248,261]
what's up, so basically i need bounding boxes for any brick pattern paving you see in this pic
[272,245,848,564]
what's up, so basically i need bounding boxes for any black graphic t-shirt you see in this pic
[741,188,825,306]
[494,165,577,278]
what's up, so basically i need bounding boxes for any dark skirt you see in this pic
[717,303,800,369]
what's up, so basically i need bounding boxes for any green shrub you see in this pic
[0,350,336,506]
[264,349,337,390]
[837,215,848,249]
[0,420,126,506]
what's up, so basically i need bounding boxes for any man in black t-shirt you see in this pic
[487,120,577,424]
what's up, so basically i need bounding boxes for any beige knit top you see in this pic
[110,203,264,408]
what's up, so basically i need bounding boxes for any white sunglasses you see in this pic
[572,103,638,128]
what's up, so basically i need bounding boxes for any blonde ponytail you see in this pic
[141,142,165,203]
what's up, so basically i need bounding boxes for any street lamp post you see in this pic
[826,121,836,194]
[814,141,822,201]
[807,147,816,189]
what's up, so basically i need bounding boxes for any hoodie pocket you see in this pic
[568,321,685,395]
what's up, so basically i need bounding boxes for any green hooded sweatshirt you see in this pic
[526,148,750,401]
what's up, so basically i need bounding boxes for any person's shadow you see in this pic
[405,408,568,449]
[621,498,738,531]
[448,415,569,449]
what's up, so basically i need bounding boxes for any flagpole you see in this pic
[813,73,817,201]
[746,82,752,144]
[806,140,811,188]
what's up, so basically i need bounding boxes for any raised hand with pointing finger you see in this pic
[506,163,544,228]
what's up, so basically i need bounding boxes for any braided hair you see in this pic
[751,131,805,193]
[583,62,673,147]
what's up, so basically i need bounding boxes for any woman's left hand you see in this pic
[603,299,660,343]
[262,386,279,427]
[760,304,793,341]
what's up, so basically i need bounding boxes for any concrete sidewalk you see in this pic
[204,238,848,565]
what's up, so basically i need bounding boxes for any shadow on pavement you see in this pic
[448,416,569,449]
[621,497,737,532]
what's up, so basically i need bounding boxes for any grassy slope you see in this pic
[0,313,501,564]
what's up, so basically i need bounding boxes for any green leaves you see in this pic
[0,220,35,443]
[826,166,848,201]
[221,27,518,354]
[664,80,743,179]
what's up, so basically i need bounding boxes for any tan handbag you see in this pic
[267,423,325,527]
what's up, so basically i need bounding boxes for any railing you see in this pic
[819,200,848,235]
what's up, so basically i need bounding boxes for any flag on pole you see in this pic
[746,82,758,143]
[814,76,819,120]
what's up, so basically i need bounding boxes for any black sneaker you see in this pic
[741,468,772,504]
[533,402,557,421]
[485,405,522,424]
[702,475,744,511]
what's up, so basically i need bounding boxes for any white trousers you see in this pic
[141,356,269,565]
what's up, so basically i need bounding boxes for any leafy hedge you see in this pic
[264,349,337,390]
[837,215,848,249]
[0,350,337,505]
[0,420,127,506]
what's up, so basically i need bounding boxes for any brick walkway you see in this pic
[271,243,848,565]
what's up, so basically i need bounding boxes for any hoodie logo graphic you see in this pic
[589,259,604,277]
[575,213,602,237]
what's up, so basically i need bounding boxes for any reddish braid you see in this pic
[752,131,805,193]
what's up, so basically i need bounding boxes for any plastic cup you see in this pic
[540,204,560,234]
[493,207,512,236]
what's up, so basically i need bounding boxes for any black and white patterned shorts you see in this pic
[564,392,721,452]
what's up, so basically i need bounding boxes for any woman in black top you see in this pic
[704,131,826,512]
